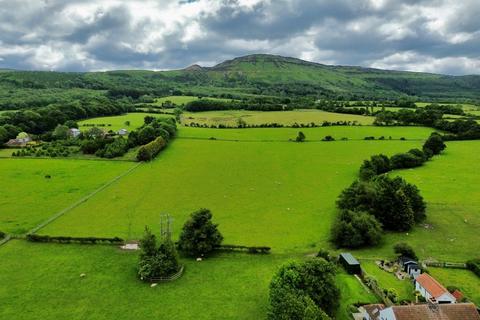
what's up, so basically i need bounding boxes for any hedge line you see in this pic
[215,244,271,254]
[137,136,167,161]
[0,231,5,239]
[466,259,480,277]
[26,234,124,244]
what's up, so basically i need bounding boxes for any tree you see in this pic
[394,242,418,260]
[268,259,339,319]
[138,226,180,280]
[423,133,446,156]
[124,120,131,126]
[64,120,78,129]
[331,210,383,248]
[296,131,306,142]
[52,124,69,140]
[178,208,223,257]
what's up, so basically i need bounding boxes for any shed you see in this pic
[339,252,361,274]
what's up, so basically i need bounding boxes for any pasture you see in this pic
[41,130,428,253]
[428,267,480,305]
[182,109,374,126]
[0,159,135,234]
[78,113,171,132]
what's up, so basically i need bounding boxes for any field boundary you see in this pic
[177,137,424,143]
[28,162,142,235]
[0,235,11,248]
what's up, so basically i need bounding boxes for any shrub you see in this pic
[137,136,167,161]
[394,242,418,260]
[423,133,446,156]
[359,154,391,180]
[268,258,339,319]
[390,152,424,169]
[97,137,128,158]
[138,227,180,280]
[26,234,124,244]
[0,231,5,239]
[296,131,306,142]
[322,135,335,141]
[331,210,383,248]
[466,258,480,277]
[178,208,223,257]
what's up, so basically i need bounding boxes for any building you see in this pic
[68,128,81,138]
[415,273,456,303]
[117,128,128,136]
[398,256,421,278]
[339,252,361,274]
[360,303,480,320]
[5,132,32,147]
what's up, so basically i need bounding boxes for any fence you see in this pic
[360,268,394,306]
[146,265,184,283]
[423,261,467,269]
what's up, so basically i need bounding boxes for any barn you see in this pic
[339,252,361,274]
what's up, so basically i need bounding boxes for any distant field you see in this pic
[179,126,435,141]
[42,134,426,253]
[182,109,374,126]
[78,113,171,132]
[416,102,479,111]
[354,141,480,262]
[0,159,135,234]
[153,95,231,106]
[428,267,480,305]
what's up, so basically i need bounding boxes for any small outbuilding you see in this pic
[68,128,81,138]
[117,128,128,136]
[398,256,422,278]
[339,252,361,274]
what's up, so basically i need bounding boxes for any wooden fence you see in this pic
[423,261,467,269]
[147,265,184,283]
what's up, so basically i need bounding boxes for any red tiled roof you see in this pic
[416,273,449,298]
[452,289,464,301]
[391,303,480,320]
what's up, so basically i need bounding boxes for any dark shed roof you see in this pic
[339,253,360,265]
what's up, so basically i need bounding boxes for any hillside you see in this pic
[0,54,479,111]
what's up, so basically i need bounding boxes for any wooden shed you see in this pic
[339,252,361,274]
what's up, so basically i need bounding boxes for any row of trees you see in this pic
[184,99,291,112]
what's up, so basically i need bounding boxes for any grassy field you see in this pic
[335,272,378,319]
[41,132,427,253]
[78,113,172,132]
[179,126,434,141]
[354,141,480,262]
[0,159,136,234]
[182,109,375,126]
[153,95,231,106]
[428,267,480,305]
[361,261,414,301]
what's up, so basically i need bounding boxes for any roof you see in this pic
[452,290,464,301]
[339,252,360,265]
[416,273,450,299]
[390,303,480,320]
[399,256,417,264]
[362,304,385,319]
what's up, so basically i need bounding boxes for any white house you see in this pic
[68,128,81,138]
[415,273,456,303]
[117,128,128,136]
[360,303,480,320]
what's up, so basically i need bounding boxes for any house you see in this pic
[360,303,480,320]
[5,132,32,147]
[415,273,456,303]
[398,256,421,278]
[117,128,128,136]
[339,252,361,274]
[68,128,81,138]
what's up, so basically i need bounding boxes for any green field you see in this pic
[335,272,378,319]
[354,141,480,262]
[78,113,171,132]
[182,109,374,126]
[153,95,231,106]
[0,159,135,234]
[361,261,414,301]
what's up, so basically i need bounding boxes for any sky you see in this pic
[0,0,479,75]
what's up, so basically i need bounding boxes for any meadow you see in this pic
[0,159,136,234]
[78,113,172,132]
[41,129,429,253]
[182,109,374,126]
[428,267,480,305]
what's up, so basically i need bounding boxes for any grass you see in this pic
[182,109,375,126]
[353,141,480,262]
[41,133,426,253]
[179,126,434,141]
[0,159,136,234]
[0,240,283,320]
[428,267,480,305]
[78,113,172,132]
[335,272,378,319]
[361,261,414,301]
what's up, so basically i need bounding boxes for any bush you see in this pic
[0,231,5,239]
[137,136,167,161]
[394,242,418,260]
[178,208,223,257]
[96,137,128,158]
[216,244,271,254]
[466,258,480,277]
[390,152,424,169]
[423,133,446,156]
[296,131,306,142]
[138,227,180,281]
[322,135,335,141]
[268,258,339,319]
[331,210,383,248]
[26,234,124,244]
[359,154,391,180]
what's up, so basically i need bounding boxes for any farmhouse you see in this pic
[360,302,480,320]
[339,252,361,274]
[68,128,81,138]
[5,132,32,147]
[117,128,128,136]
[398,256,421,278]
[415,273,456,303]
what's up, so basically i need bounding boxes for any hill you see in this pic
[0,54,479,111]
